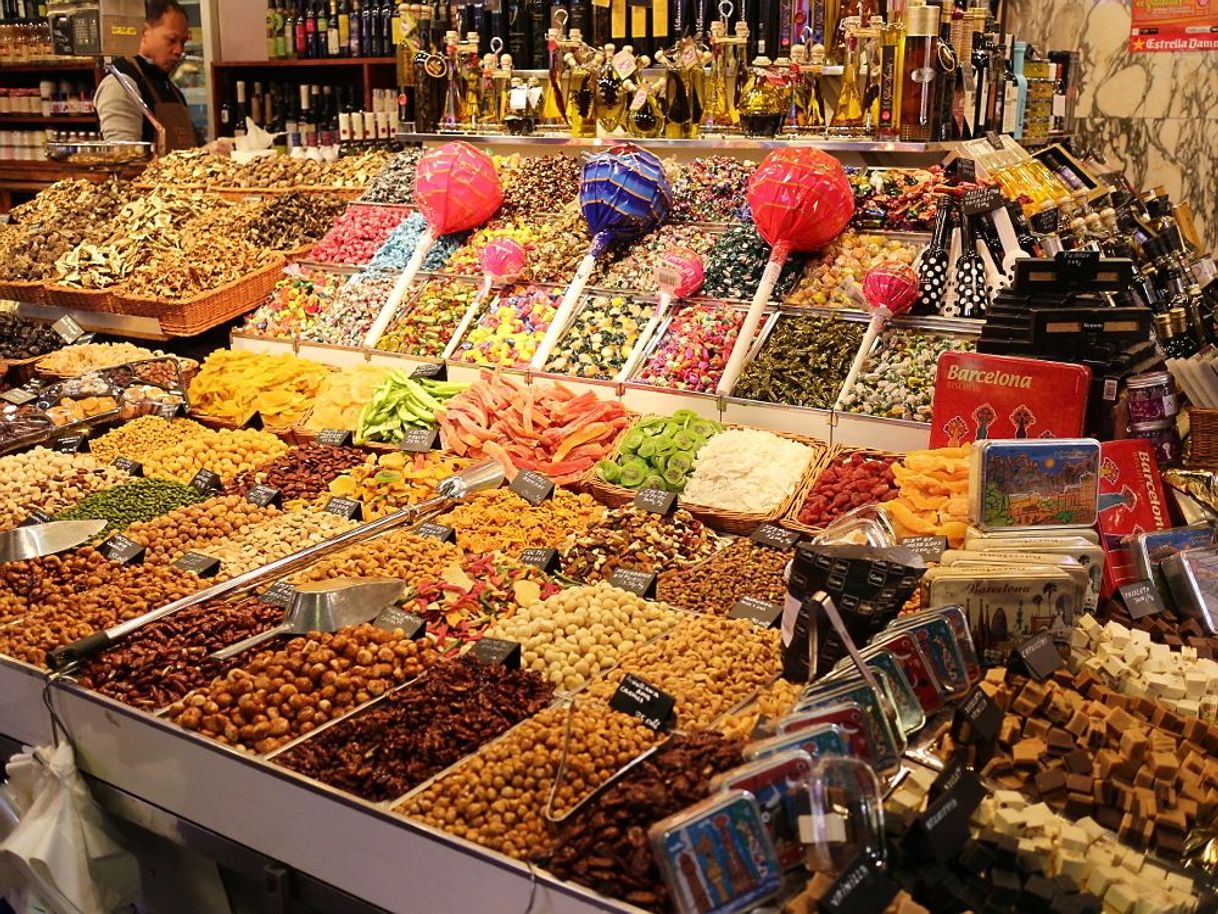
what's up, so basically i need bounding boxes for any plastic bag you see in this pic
[0,742,139,914]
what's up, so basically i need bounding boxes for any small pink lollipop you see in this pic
[834,261,920,410]
[617,248,706,382]
[442,236,529,360]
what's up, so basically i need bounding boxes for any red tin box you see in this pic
[1097,438,1172,597]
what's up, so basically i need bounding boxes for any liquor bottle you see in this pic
[267,2,279,58]
[350,0,364,55]
[862,15,882,133]
[338,0,352,54]
[507,0,528,64]
[392,1,403,47]
[414,5,443,131]
[527,0,547,69]
[275,0,290,58]
[381,0,395,55]
[876,16,901,140]
[316,0,330,55]
[897,3,937,142]
[570,0,591,43]
[250,81,264,127]
[933,19,956,141]
[1007,39,1027,139]
[218,95,234,137]
[305,0,318,57]
[596,43,628,132]
[294,0,308,57]
[441,30,464,129]
[829,16,866,134]
[362,0,377,55]
[1154,310,1198,359]
[565,48,597,137]
[234,80,249,138]
[739,56,783,136]
[625,78,664,137]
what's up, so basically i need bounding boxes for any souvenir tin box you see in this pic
[969,438,1101,530]
[795,681,903,771]
[1133,525,1216,605]
[890,605,981,686]
[744,723,851,763]
[966,526,1100,546]
[827,647,929,735]
[1161,547,1218,635]
[864,633,945,714]
[710,750,814,870]
[884,612,973,697]
[649,790,783,914]
[930,351,1091,448]
[778,702,879,765]
[940,550,1095,610]
[1095,439,1172,597]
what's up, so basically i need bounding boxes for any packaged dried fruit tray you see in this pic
[677,429,831,535]
[782,446,902,535]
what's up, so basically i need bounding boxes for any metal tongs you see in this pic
[46,460,506,672]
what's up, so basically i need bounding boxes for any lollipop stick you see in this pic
[442,275,496,361]
[364,227,437,349]
[832,312,886,411]
[530,252,598,371]
[616,291,672,383]
[716,254,785,397]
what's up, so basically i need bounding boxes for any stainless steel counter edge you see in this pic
[1,659,645,914]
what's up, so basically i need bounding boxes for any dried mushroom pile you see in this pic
[138,148,392,190]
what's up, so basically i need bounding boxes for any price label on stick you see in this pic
[190,469,222,495]
[520,547,561,574]
[19,510,51,527]
[316,429,352,447]
[112,456,144,477]
[608,567,657,599]
[952,684,1003,744]
[54,435,88,454]
[374,605,427,639]
[411,362,446,381]
[1,388,35,406]
[1011,630,1065,681]
[325,496,363,520]
[632,488,676,515]
[962,186,1004,216]
[510,470,555,506]
[819,854,899,914]
[416,522,456,543]
[399,427,440,453]
[246,485,284,509]
[51,315,86,344]
[898,535,948,563]
[610,673,676,730]
[261,581,297,608]
[728,596,784,628]
[472,637,522,668]
[174,552,221,578]
[98,534,145,565]
[751,523,800,550]
[1119,580,1166,621]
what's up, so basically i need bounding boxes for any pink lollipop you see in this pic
[440,236,529,363]
[835,262,922,410]
[617,248,707,383]
[365,142,504,347]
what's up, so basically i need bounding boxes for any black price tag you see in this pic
[1056,249,1101,283]
[325,496,363,520]
[19,509,52,527]
[728,596,784,628]
[819,853,899,914]
[510,470,555,506]
[1029,207,1061,235]
[112,456,144,477]
[472,637,522,668]
[243,412,265,431]
[51,315,86,344]
[316,428,353,447]
[1011,630,1065,681]
[898,535,948,563]
[751,523,801,550]
[416,521,456,543]
[952,684,1003,744]
[907,772,978,863]
[520,547,561,574]
[98,534,145,565]
[54,434,88,453]
[411,362,446,381]
[399,427,440,453]
[951,157,977,182]
[928,759,986,807]
[985,130,1004,150]
[608,567,657,599]
[1119,580,1166,621]
[190,469,223,495]
[261,581,297,608]
[374,605,427,639]
[632,488,677,515]
[174,552,221,578]
[962,186,1005,216]
[246,485,284,509]
[0,388,36,406]
[609,673,676,730]
[157,401,184,420]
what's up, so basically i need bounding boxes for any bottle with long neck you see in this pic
[897,3,937,142]
[528,0,548,68]
[540,28,566,126]
[597,43,630,132]
[506,0,528,65]
[829,16,866,134]
[413,6,444,131]
[933,19,956,140]
[862,16,883,134]
[565,46,598,136]
[876,16,901,140]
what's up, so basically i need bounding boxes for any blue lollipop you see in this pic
[530,143,673,369]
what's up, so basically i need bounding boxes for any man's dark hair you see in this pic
[145,0,187,24]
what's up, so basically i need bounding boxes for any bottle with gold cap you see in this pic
[828,15,866,134]
[897,2,939,142]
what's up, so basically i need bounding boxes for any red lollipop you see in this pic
[717,147,855,395]
[835,262,922,411]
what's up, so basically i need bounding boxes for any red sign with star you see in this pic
[1130,0,1218,52]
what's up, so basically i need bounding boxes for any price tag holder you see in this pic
[898,535,948,563]
[510,470,555,506]
[728,596,784,628]
[316,428,353,447]
[112,456,144,477]
[819,853,899,914]
[51,315,86,344]
[984,130,1004,150]
[1119,580,1166,621]
[157,401,184,420]
[751,523,800,550]
[399,427,440,453]
[54,434,89,454]
[0,388,36,406]
[1010,630,1065,681]
[325,496,362,521]
[374,605,427,639]
[950,157,977,183]
[632,488,676,515]
[951,684,1003,744]
[19,510,52,527]
[174,552,222,578]
[260,581,297,608]
[472,637,522,668]
[1056,249,1101,284]
[609,673,676,731]
[416,521,456,543]
[243,412,265,431]
[906,763,983,863]
[520,547,561,575]
[246,485,284,509]
[928,759,986,808]
[190,469,223,495]
[608,567,657,599]
[962,186,1004,216]
[411,362,446,381]
[1030,207,1061,235]
[98,534,146,565]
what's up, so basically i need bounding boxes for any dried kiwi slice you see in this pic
[641,474,667,491]
[665,452,693,474]
[619,464,647,488]
[690,419,719,439]
[662,465,687,488]
[671,409,699,424]
[651,434,677,455]
[637,438,659,459]
[596,459,622,484]
[671,430,699,452]
[620,429,646,453]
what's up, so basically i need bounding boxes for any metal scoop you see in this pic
[211,577,407,662]
[0,520,107,563]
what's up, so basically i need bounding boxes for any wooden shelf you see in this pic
[0,59,97,72]
[213,57,398,68]
[0,114,97,125]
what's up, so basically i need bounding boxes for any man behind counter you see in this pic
[95,0,229,155]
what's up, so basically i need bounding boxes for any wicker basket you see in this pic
[1187,409,1218,468]
[582,422,655,508]
[112,256,286,336]
[679,432,830,535]
[0,279,45,304]
[188,409,303,445]
[782,447,903,536]
[43,283,121,313]
[2,353,46,384]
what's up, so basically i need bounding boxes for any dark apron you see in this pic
[122,56,196,152]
